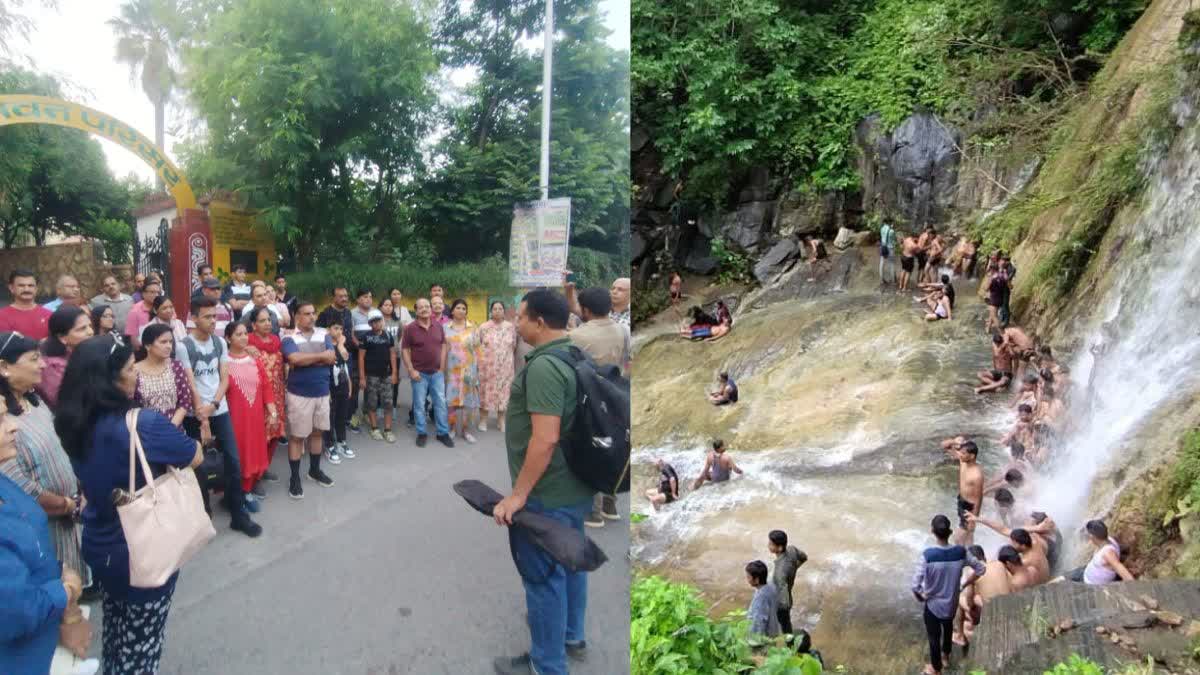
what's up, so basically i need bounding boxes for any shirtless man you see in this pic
[692,439,744,490]
[925,230,946,284]
[900,233,921,292]
[916,227,933,284]
[1001,325,1037,383]
[951,238,978,279]
[997,545,1035,591]
[976,333,1014,394]
[1010,375,1040,412]
[1002,404,1040,462]
[955,546,1012,646]
[945,440,983,545]
[970,515,1051,585]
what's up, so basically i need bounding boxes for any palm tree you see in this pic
[108,0,182,188]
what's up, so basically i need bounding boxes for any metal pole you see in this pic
[539,0,553,201]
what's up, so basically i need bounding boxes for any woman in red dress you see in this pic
[223,321,277,510]
[244,306,287,447]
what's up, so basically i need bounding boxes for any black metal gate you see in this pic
[135,218,171,295]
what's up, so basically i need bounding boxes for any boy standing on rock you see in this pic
[769,529,808,635]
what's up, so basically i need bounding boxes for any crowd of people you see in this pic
[0,264,632,675]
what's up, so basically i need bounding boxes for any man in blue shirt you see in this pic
[746,559,780,637]
[912,514,985,675]
[282,301,337,499]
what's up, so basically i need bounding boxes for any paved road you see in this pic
[83,397,630,674]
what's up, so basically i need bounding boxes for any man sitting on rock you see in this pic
[975,333,1015,394]
[709,371,739,405]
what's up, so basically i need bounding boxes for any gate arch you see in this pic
[0,94,197,211]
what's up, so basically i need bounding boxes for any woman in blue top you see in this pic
[0,375,92,672]
[54,336,202,675]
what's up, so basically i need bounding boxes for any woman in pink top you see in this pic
[36,305,93,408]
[1067,520,1134,584]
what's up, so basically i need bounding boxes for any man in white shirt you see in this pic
[89,275,134,332]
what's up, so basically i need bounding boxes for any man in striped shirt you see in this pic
[912,514,985,675]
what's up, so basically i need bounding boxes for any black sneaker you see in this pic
[416,434,428,447]
[308,468,335,488]
[437,434,455,448]
[492,653,534,675]
[251,483,267,499]
[601,495,620,521]
[230,515,263,538]
[261,469,280,483]
[566,640,587,662]
[288,476,303,499]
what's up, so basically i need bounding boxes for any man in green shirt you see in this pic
[493,289,594,675]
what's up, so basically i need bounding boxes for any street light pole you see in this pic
[539,0,553,201]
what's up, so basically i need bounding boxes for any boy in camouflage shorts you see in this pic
[358,309,398,442]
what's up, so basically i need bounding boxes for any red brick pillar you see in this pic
[170,208,212,321]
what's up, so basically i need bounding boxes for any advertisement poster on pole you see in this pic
[509,197,571,287]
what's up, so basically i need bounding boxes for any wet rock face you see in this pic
[856,112,962,227]
[753,237,802,284]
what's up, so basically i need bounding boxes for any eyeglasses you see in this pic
[0,331,23,354]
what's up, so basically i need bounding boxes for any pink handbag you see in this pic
[117,409,215,588]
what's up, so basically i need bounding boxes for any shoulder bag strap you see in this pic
[125,409,156,497]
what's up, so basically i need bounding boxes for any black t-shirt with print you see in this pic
[361,331,394,377]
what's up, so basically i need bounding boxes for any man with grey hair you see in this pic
[89,274,134,332]
[43,274,82,312]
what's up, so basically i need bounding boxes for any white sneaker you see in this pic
[478,421,488,432]
[325,445,342,465]
[464,433,478,444]
[340,442,356,459]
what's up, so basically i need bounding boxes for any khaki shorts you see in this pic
[287,392,330,438]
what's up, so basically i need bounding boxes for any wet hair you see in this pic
[745,560,768,585]
[1085,519,1109,540]
[995,488,1014,507]
[998,545,1022,566]
[769,530,788,547]
[960,440,979,456]
[713,439,726,451]
[520,289,569,330]
[1005,469,1025,487]
[1031,511,1049,524]
[719,372,730,381]
[1010,440,1026,459]
[1039,345,1053,358]
[0,331,43,413]
[940,274,950,285]
[1039,368,1055,383]
[931,515,953,540]
[992,333,1004,345]
[578,287,612,316]
[968,545,986,562]
[1023,373,1039,386]
[43,305,88,358]
[54,336,136,460]
[1011,528,1033,548]
[1018,404,1033,414]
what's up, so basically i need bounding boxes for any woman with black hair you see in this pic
[91,304,124,345]
[38,305,94,408]
[0,330,89,589]
[133,323,195,428]
[141,294,187,345]
[54,336,203,675]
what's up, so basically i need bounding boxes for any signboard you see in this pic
[208,202,270,251]
[509,197,571,287]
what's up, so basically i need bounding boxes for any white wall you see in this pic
[135,207,177,243]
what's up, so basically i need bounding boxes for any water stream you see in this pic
[632,124,1200,672]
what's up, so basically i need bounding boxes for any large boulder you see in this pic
[856,111,961,227]
[775,191,840,237]
[695,201,775,253]
[752,237,802,284]
[681,234,718,275]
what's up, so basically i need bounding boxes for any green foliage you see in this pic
[91,218,135,264]
[630,512,648,524]
[711,237,753,285]
[754,649,823,675]
[184,0,437,265]
[634,0,1148,205]
[1043,655,1106,675]
[282,255,517,303]
[0,67,133,249]
[631,575,753,675]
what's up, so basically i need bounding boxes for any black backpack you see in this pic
[523,345,631,494]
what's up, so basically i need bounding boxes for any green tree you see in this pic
[108,0,186,187]
[183,0,438,267]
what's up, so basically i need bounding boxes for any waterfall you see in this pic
[1040,122,1200,541]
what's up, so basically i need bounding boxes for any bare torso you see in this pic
[976,560,1013,603]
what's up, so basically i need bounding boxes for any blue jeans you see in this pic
[411,371,449,437]
[509,498,591,675]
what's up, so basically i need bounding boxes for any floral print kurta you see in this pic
[248,332,287,441]
[444,321,480,409]
[477,319,517,412]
